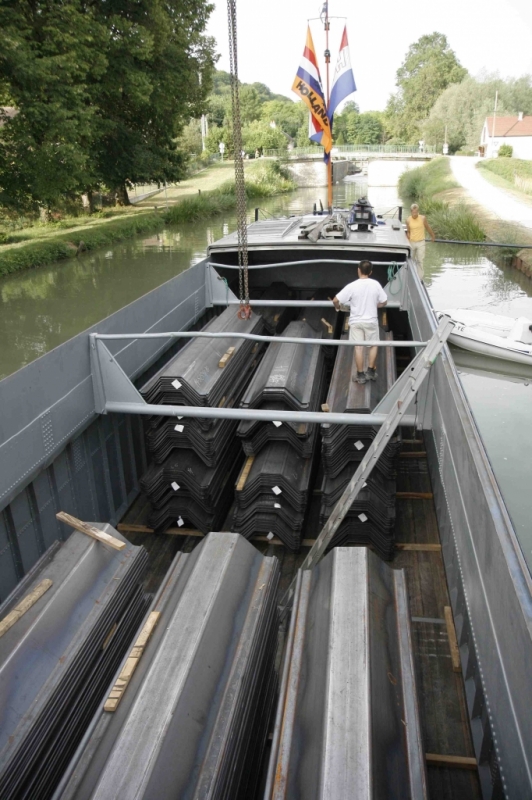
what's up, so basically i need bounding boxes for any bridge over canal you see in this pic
[263,144,438,188]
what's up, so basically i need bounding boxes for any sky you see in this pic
[206,0,532,112]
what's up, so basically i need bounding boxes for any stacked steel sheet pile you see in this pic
[264,547,428,800]
[234,319,328,549]
[140,307,263,532]
[319,329,401,559]
[57,533,280,800]
[0,527,148,800]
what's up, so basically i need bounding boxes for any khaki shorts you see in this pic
[349,320,379,342]
[410,240,426,280]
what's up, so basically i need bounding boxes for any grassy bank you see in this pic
[477,158,532,199]
[398,157,486,242]
[0,161,296,277]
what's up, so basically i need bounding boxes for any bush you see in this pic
[498,144,513,158]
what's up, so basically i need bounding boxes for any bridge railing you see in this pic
[263,144,437,158]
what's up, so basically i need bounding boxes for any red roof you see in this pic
[485,115,532,137]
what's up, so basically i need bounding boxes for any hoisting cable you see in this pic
[227,0,251,319]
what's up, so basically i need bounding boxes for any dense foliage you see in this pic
[0,0,217,210]
[385,33,467,142]
[423,75,532,152]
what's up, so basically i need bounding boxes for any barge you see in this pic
[0,208,530,799]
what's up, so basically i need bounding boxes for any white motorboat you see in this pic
[437,308,532,366]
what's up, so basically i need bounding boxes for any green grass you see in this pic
[399,157,485,242]
[477,158,532,196]
[0,161,296,276]
[398,156,458,202]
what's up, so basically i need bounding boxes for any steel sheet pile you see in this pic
[320,330,401,559]
[0,528,148,800]
[264,547,427,800]
[140,308,263,532]
[57,533,280,800]
[234,318,329,549]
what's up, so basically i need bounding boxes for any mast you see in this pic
[323,2,333,211]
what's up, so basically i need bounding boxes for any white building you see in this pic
[479,113,532,159]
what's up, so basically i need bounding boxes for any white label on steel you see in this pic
[272,486,282,495]
[177,416,183,420]
[177,516,184,527]
[171,482,180,491]
[274,503,281,509]
[272,421,282,428]
[358,513,368,522]
[354,440,364,450]
[171,379,182,390]
[174,424,184,433]
[267,532,274,540]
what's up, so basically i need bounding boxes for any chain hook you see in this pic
[237,304,252,320]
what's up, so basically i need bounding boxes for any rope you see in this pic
[227,0,251,319]
[387,262,402,296]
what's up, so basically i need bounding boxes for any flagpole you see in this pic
[324,2,333,211]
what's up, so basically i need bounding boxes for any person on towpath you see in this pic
[406,203,435,281]
[332,260,387,384]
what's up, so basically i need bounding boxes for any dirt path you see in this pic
[450,157,532,230]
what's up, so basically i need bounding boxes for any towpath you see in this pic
[449,156,532,230]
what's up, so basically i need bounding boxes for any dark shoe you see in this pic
[365,367,377,381]
[352,371,367,384]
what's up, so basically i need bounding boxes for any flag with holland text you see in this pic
[292,26,332,154]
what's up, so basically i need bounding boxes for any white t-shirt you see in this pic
[336,277,387,324]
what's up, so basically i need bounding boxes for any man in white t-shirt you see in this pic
[332,260,388,384]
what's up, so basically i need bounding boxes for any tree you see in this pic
[346,112,385,144]
[0,0,107,211]
[260,100,306,139]
[88,0,217,203]
[422,75,532,152]
[0,0,217,210]
[242,121,288,153]
[386,33,467,141]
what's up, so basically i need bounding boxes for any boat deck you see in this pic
[119,434,481,800]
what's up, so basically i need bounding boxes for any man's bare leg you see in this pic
[355,346,365,373]
[368,345,378,369]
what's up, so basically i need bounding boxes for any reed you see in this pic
[399,158,485,242]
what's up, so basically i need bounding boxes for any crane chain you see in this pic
[227,0,251,319]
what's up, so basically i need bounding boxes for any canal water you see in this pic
[1,178,531,568]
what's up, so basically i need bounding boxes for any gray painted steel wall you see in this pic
[0,262,208,601]
[405,266,531,800]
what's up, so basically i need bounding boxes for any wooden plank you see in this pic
[396,543,442,552]
[218,346,236,369]
[321,403,330,413]
[426,753,477,770]
[321,318,333,334]
[236,456,255,492]
[56,512,126,551]
[0,578,53,639]
[399,452,427,459]
[116,523,314,548]
[444,605,462,672]
[104,611,161,711]
[396,492,434,500]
